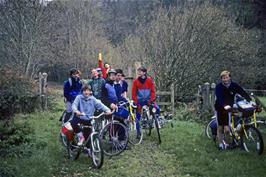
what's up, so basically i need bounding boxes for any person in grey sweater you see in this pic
[70,85,112,145]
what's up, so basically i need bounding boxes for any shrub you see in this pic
[0,67,39,121]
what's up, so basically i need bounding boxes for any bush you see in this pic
[0,67,39,121]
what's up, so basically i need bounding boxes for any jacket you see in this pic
[132,76,155,104]
[72,94,110,120]
[215,81,251,110]
[63,77,82,103]
[88,77,105,99]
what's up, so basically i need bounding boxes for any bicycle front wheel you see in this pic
[154,116,161,144]
[67,137,80,160]
[100,121,128,156]
[90,134,104,169]
[241,126,264,155]
[128,117,143,145]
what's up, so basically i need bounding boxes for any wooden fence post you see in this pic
[38,72,48,111]
[210,83,216,112]
[43,73,48,111]
[171,84,175,115]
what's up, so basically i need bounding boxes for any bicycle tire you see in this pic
[100,121,128,156]
[90,134,104,169]
[67,137,80,160]
[154,115,161,144]
[142,111,152,136]
[59,132,68,147]
[205,117,216,140]
[127,117,143,145]
[241,126,264,155]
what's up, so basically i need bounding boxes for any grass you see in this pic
[1,92,266,177]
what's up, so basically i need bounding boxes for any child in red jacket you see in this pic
[132,66,160,138]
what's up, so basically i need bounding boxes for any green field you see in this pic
[1,93,266,177]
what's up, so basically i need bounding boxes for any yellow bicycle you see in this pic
[119,100,143,145]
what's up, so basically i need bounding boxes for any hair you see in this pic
[82,84,92,92]
[137,66,147,73]
[104,63,110,68]
[115,69,123,74]
[69,68,79,76]
[107,69,117,76]
[220,70,231,78]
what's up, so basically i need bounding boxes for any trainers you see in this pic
[77,134,85,146]
[218,143,224,151]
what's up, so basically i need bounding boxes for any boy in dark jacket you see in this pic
[62,68,82,122]
[215,70,251,150]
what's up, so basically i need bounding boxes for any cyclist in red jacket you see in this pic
[132,66,160,138]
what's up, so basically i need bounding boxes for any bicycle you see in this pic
[118,100,144,145]
[99,107,129,156]
[61,112,106,169]
[141,101,161,144]
[205,93,263,141]
[205,96,264,155]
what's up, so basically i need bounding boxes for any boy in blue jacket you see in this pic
[71,85,111,146]
[62,68,82,122]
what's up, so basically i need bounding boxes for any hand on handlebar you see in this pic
[224,105,231,110]
[110,103,118,110]
[75,111,83,116]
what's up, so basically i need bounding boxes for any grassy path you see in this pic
[2,91,266,177]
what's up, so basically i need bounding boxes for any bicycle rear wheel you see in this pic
[205,117,218,144]
[100,121,128,156]
[90,134,104,169]
[127,117,143,145]
[241,126,264,155]
[154,115,161,144]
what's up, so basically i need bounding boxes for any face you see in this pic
[83,89,92,97]
[137,70,146,77]
[116,73,122,81]
[109,73,116,81]
[72,72,80,80]
[221,74,231,85]
[91,69,98,78]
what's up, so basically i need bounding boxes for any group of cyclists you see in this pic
[61,49,259,154]
[62,56,159,146]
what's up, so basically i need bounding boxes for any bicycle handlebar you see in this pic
[80,109,115,119]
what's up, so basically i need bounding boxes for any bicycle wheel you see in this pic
[59,132,68,147]
[90,134,104,169]
[127,116,143,145]
[154,115,161,144]
[100,121,129,156]
[241,126,264,155]
[205,117,216,140]
[142,111,152,136]
[67,137,80,160]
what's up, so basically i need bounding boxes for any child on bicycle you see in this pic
[215,70,251,150]
[70,85,112,146]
